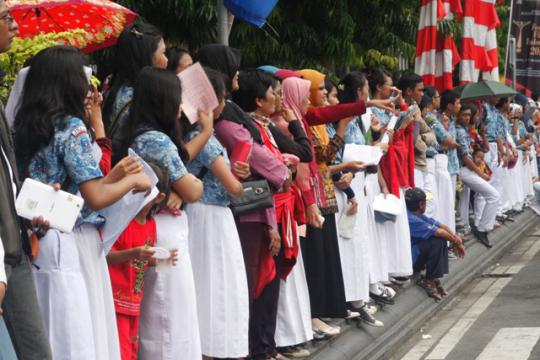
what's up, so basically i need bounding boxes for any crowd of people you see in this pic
[1,7,540,360]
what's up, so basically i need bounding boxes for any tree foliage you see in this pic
[102,1,510,77]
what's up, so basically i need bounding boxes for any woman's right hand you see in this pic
[106,156,142,183]
[130,173,152,195]
[232,161,250,179]
[281,106,296,123]
[306,204,323,228]
[198,108,214,133]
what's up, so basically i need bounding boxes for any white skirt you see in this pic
[275,236,313,347]
[337,174,370,302]
[381,187,413,277]
[185,202,249,358]
[74,224,120,360]
[32,229,95,360]
[434,154,456,232]
[138,212,202,360]
[364,173,390,283]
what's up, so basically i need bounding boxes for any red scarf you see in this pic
[380,123,416,197]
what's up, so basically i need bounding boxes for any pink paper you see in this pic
[178,62,219,124]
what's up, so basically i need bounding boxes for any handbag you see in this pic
[229,179,274,216]
[196,167,274,216]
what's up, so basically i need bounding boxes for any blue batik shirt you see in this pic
[131,130,188,182]
[371,107,392,126]
[25,117,104,227]
[407,210,440,263]
[432,113,459,175]
[109,85,134,154]
[497,111,508,145]
[424,111,440,157]
[483,104,500,143]
[186,132,230,206]
[455,125,472,167]
[327,117,366,164]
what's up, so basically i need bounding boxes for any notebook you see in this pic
[15,178,84,233]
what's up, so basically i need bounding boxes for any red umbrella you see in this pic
[6,0,137,52]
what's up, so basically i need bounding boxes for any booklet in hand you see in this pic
[229,140,253,179]
[178,62,219,124]
[15,178,84,233]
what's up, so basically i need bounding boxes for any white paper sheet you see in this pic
[99,150,159,254]
[360,107,372,132]
[178,62,219,124]
[373,193,402,216]
[380,115,399,144]
[342,144,384,166]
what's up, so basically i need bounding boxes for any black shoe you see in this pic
[370,292,395,305]
[478,231,492,248]
[359,306,384,327]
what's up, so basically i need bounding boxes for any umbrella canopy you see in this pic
[6,0,137,52]
[460,80,517,101]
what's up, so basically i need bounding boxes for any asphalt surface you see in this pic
[393,228,540,360]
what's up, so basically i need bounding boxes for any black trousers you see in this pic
[237,221,283,359]
[413,236,449,279]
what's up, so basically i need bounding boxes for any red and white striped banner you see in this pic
[415,0,462,92]
[459,0,500,84]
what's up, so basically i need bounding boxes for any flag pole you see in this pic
[504,0,515,82]
[217,0,229,45]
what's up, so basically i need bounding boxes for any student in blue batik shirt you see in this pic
[430,90,460,233]
[14,46,153,360]
[405,188,464,302]
[455,104,500,248]
[118,67,209,360]
[183,68,251,359]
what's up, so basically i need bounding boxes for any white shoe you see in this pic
[345,310,360,319]
[312,318,340,336]
[364,304,378,315]
[379,284,396,298]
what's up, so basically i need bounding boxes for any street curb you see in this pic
[306,209,540,360]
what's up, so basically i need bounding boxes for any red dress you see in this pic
[108,219,156,360]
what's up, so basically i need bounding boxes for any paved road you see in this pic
[392,229,540,360]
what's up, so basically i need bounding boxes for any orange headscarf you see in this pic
[297,69,326,105]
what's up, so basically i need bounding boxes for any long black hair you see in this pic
[338,71,367,104]
[116,66,189,164]
[103,23,163,126]
[196,44,241,93]
[14,45,90,173]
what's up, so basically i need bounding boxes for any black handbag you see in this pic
[196,167,273,216]
[229,179,274,216]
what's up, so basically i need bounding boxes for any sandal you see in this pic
[416,279,443,301]
[434,279,448,297]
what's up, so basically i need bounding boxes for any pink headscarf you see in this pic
[276,69,302,80]
[282,77,311,124]
[280,76,317,202]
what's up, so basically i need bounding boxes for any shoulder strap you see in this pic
[107,101,131,138]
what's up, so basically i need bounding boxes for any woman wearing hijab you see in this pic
[282,69,392,335]
[197,45,290,360]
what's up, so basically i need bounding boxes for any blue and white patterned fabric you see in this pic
[446,117,459,175]
[455,125,472,167]
[483,103,500,143]
[26,117,104,226]
[131,130,188,182]
[424,112,440,157]
[497,111,508,145]
[186,131,230,206]
[109,85,133,152]
[371,107,392,126]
